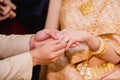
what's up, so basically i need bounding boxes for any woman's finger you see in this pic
[66,39,77,50]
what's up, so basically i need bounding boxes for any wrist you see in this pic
[86,35,100,51]
[29,34,35,50]
[29,50,38,66]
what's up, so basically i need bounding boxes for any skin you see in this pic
[29,29,67,66]
[0,0,16,21]
[30,40,67,66]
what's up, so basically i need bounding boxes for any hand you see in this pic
[30,40,67,66]
[57,29,90,49]
[0,0,16,21]
[29,29,59,50]
[58,29,99,51]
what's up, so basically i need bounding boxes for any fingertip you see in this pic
[9,11,16,19]
[9,5,16,10]
[12,5,17,10]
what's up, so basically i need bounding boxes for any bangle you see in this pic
[98,43,107,57]
[93,37,107,56]
[93,37,105,54]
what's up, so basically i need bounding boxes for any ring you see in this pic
[62,37,69,43]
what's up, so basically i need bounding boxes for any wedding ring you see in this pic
[62,37,69,43]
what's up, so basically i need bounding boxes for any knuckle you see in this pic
[48,54,55,59]
[51,59,56,62]
[50,47,55,51]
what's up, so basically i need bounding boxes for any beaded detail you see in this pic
[76,62,116,80]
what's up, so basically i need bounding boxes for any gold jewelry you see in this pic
[98,43,107,57]
[93,37,107,57]
[76,62,116,80]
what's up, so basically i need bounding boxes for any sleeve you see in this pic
[100,34,120,64]
[111,35,120,56]
[0,52,33,80]
[0,34,32,59]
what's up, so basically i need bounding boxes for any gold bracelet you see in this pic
[98,42,107,57]
[93,37,105,55]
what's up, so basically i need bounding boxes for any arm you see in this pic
[86,34,120,64]
[45,0,62,29]
[0,52,33,80]
[99,35,120,64]
[0,39,67,80]
[58,29,120,64]
[0,34,32,59]
[0,29,58,59]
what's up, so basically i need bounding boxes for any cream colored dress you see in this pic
[46,0,120,80]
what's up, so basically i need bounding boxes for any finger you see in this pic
[75,41,80,45]
[57,34,65,40]
[52,41,67,51]
[57,30,69,40]
[69,43,78,48]
[3,6,11,15]
[57,30,66,38]
[52,48,65,61]
[57,32,69,41]
[0,13,10,21]
[48,40,61,45]
[66,39,76,50]
[62,36,70,43]
[4,0,16,10]
[35,31,50,41]
[33,39,52,48]
[9,10,16,19]
[0,5,6,13]
[70,41,79,47]
[45,29,58,39]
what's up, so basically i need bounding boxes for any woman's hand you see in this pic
[57,29,90,49]
[57,29,99,51]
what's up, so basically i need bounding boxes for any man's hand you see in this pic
[29,29,59,50]
[30,40,67,66]
[0,0,16,21]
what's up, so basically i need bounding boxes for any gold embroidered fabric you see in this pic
[76,62,116,80]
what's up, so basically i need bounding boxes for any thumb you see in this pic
[35,32,49,41]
